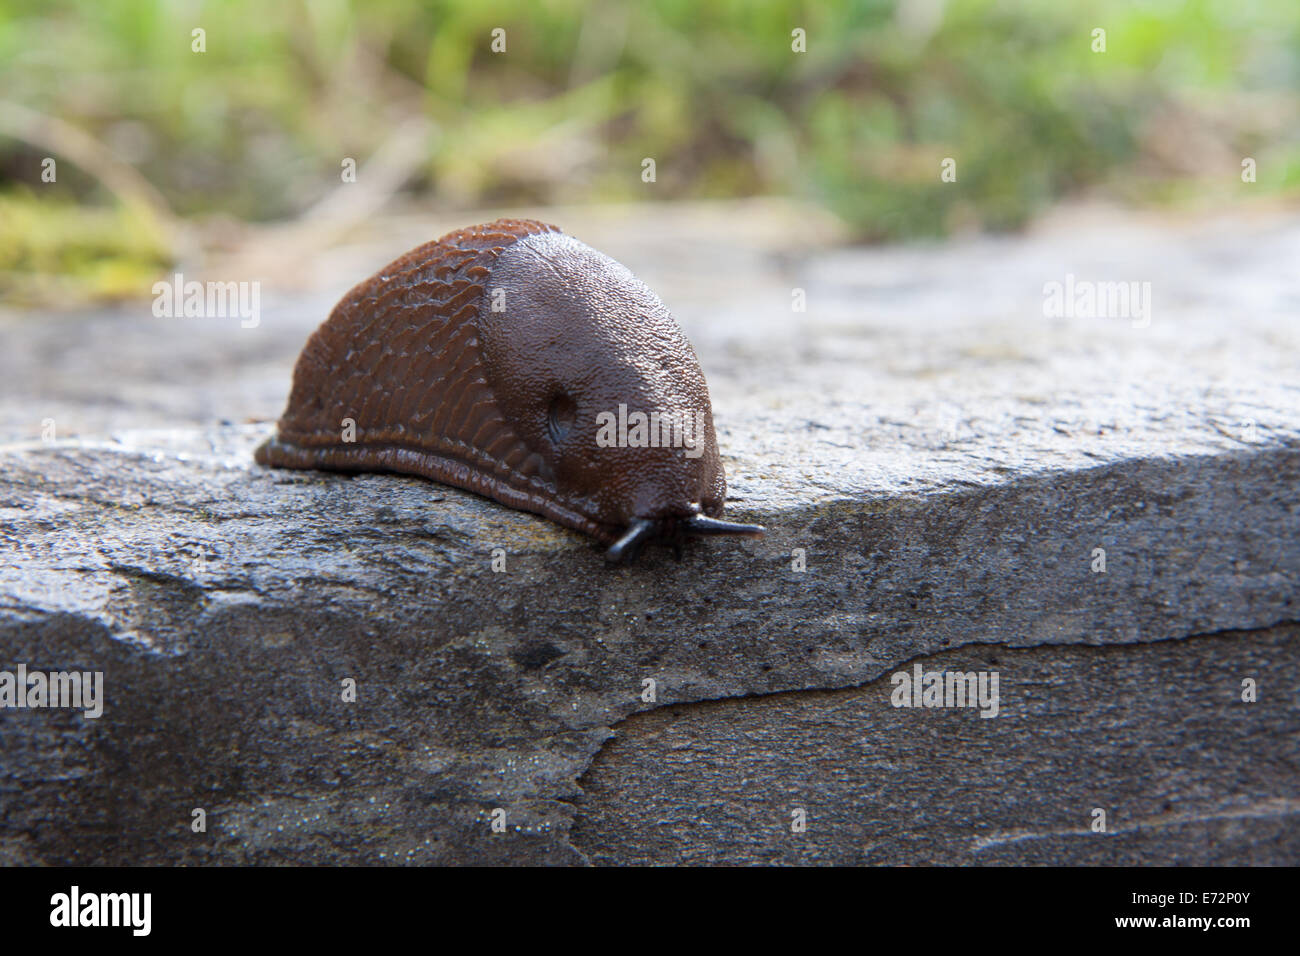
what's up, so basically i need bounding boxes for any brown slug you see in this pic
[254,218,762,562]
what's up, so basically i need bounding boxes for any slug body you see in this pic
[255,219,762,561]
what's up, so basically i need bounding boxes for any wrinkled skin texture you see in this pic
[481,231,726,529]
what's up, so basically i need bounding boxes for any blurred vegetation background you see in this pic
[1,0,1298,304]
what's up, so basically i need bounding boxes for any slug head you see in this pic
[478,231,759,557]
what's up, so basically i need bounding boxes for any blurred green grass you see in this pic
[1,0,1298,304]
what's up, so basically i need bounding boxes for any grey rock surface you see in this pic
[575,625,1300,865]
[0,202,1297,864]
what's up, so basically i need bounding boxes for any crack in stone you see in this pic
[566,622,1300,864]
[971,797,1300,853]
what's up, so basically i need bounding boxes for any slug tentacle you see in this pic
[257,218,763,562]
[603,512,767,563]
[679,514,766,538]
[605,519,658,564]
